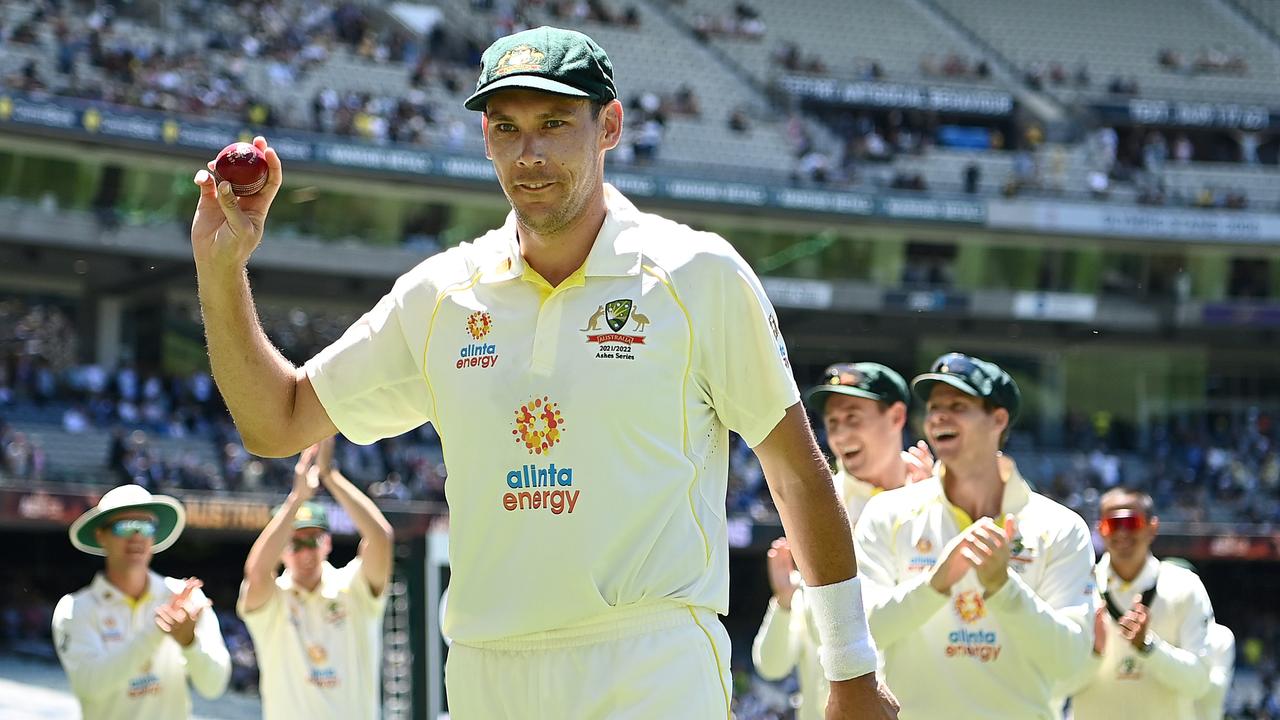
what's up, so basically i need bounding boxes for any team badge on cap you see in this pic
[495,45,546,75]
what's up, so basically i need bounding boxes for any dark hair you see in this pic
[1100,486,1156,516]
[981,399,1012,447]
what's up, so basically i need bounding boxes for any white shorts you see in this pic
[445,601,731,719]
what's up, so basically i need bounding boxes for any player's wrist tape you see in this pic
[806,576,878,681]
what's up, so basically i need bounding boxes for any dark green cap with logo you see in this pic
[911,352,1021,423]
[804,362,910,412]
[465,26,617,111]
[273,501,330,532]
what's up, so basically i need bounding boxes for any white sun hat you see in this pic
[68,484,186,556]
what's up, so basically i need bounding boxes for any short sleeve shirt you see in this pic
[237,560,387,720]
[305,185,799,642]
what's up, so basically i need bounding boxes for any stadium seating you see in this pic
[932,0,1280,103]
[1232,0,1280,39]
[661,0,995,87]
[429,0,804,175]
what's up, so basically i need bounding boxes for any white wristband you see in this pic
[805,576,878,681]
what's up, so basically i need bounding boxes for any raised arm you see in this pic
[240,446,320,613]
[191,136,336,457]
[314,439,395,597]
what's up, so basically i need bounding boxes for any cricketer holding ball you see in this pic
[191,26,895,720]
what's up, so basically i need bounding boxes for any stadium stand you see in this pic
[1233,0,1280,39]
[930,0,1280,103]
[660,0,996,87]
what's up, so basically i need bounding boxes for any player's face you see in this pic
[95,510,157,568]
[1099,493,1158,563]
[924,385,1005,466]
[823,395,904,487]
[483,90,621,237]
[283,528,331,582]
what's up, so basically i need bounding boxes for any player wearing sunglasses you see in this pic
[1065,488,1216,720]
[237,436,394,720]
[853,353,1098,719]
[53,485,231,719]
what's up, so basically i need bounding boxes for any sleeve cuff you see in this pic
[983,570,1031,614]
[898,572,951,616]
[768,597,792,617]
[303,359,362,444]
[739,400,795,449]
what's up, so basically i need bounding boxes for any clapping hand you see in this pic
[155,577,210,648]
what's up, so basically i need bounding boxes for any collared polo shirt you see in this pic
[52,572,231,720]
[1070,554,1214,720]
[853,458,1098,720]
[305,184,798,642]
[237,560,387,720]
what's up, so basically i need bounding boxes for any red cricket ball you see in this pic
[213,142,269,197]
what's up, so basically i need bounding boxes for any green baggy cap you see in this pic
[465,26,617,111]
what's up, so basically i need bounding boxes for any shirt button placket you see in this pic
[530,292,565,376]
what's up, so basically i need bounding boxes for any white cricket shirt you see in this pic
[52,572,231,720]
[751,468,882,720]
[1070,554,1215,720]
[237,559,387,720]
[853,459,1098,720]
[1195,622,1234,720]
[306,185,799,643]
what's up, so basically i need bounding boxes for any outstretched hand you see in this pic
[191,136,284,272]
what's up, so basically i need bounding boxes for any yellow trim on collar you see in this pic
[125,590,151,612]
[521,263,588,299]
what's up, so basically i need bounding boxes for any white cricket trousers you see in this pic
[445,601,732,719]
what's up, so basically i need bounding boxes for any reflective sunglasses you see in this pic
[290,535,322,551]
[110,519,157,538]
[1099,510,1148,537]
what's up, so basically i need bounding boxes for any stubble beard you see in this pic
[509,165,597,238]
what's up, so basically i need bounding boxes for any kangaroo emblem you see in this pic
[631,312,651,332]
[582,305,605,331]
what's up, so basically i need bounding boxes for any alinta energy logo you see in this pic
[458,311,498,369]
[582,298,649,360]
[946,590,1002,662]
[504,396,579,515]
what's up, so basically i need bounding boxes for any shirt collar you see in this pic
[1099,552,1160,594]
[281,562,338,597]
[936,454,1031,524]
[91,571,164,605]
[837,468,880,506]
[479,183,642,284]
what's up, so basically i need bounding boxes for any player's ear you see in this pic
[481,113,493,160]
[599,100,623,152]
[888,401,907,430]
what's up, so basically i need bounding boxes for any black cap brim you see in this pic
[911,373,982,404]
[465,75,592,111]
